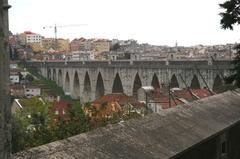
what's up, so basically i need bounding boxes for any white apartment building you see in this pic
[19,31,43,46]
[10,61,18,69]
[10,73,20,84]
[71,51,95,61]
[24,85,41,98]
[26,34,42,44]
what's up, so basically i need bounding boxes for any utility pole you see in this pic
[178,74,198,100]
[0,0,11,158]
[210,56,225,81]
[194,65,215,95]
[168,82,171,108]
[54,24,57,50]
[229,45,232,60]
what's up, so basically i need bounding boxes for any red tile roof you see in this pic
[93,93,144,108]
[192,88,212,98]
[10,84,24,90]
[172,88,212,101]
[10,60,17,64]
[147,88,212,109]
[86,93,144,122]
[172,89,195,101]
[24,31,36,35]
[10,68,25,73]
[149,89,184,109]
[51,100,70,119]
[161,99,183,109]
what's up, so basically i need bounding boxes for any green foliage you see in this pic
[28,68,71,101]
[220,0,240,88]
[219,0,240,30]
[18,72,23,81]
[110,43,120,51]
[25,74,34,82]
[12,97,53,153]
[12,68,144,153]
[66,101,91,134]
[12,99,91,153]
[233,44,240,87]
[226,44,240,87]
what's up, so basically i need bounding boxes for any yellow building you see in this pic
[91,39,110,55]
[58,38,70,52]
[42,38,70,52]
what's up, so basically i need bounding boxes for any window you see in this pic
[221,141,226,154]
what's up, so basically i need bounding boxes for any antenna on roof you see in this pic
[194,65,215,95]
[178,74,198,100]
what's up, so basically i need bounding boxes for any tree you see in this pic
[18,72,23,81]
[12,98,92,153]
[66,101,91,134]
[11,97,54,153]
[110,43,120,51]
[26,74,34,82]
[220,0,240,87]
[219,0,240,30]
[29,43,44,53]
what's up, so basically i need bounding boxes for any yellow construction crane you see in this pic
[43,24,87,50]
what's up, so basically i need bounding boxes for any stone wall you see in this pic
[25,54,234,103]
[35,60,233,103]
[0,0,11,158]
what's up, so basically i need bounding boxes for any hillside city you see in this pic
[9,31,237,62]
[1,0,240,158]
[8,30,236,153]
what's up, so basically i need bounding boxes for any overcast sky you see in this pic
[9,0,240,46]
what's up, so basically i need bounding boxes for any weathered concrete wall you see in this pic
[11,90,240,159]
[0,0,11,158]
[174,123,240,159]
[28,60,233,103]
[175,135,220,159]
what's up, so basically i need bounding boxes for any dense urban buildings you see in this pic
[17,31,43,46]
[8,30,237,62]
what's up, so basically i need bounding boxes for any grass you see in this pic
[27,68,73,102]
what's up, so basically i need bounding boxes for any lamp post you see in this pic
[168,81,171,108]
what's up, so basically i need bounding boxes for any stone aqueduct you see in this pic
[28,60,233,103]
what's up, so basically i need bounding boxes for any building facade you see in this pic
[19,31,43,46]
[10,73,20,84]
[70,38,110,55]
[24,85,41,98]
[42,38,70,52]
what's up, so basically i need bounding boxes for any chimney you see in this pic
[57,96,60,102]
